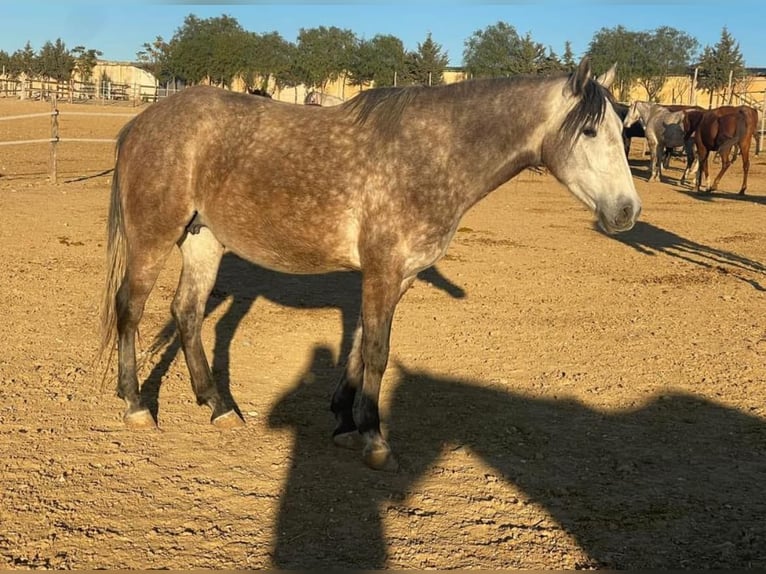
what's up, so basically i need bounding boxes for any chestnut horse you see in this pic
[683,105,758,194]
[99,58,641,471]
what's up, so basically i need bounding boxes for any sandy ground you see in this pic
[1,97,765,569]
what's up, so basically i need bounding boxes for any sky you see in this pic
[1,1,765,69]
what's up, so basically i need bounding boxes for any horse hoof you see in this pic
[363,444,399,472]
[123,408,156,429]
[333,430,364,450]
[212,410,245,429]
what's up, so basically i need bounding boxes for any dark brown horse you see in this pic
[683,105,758,194]
[98,58,641,471]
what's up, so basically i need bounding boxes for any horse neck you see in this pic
[434,77,557,204]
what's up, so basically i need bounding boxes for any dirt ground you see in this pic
[1,97,765,570]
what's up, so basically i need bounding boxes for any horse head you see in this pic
[543,58,641,234]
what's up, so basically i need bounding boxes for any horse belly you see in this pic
[210,216,361,274]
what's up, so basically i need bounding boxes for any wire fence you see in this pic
[0,97,136,182]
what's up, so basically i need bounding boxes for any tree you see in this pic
[71,45,102,83]
[562,41,576,72]
[166,14,251,87]
[405,33,449,86]
[463,21,555,78]
[14,41,38,78]
[136,36,171,84]
[587,26,643,100]
[634,27,698,101]
[347,34,406,88]
[294,26,357,91]
[37,39,74,84]
[587,25,698,101]
[463,21,523,78]
[241,31,296,93]
[696,26,746,105]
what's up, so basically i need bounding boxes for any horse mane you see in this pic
[560,71,611,144]
[343,71,611,144]
[341,85,421,137]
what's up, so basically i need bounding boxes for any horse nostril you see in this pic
[616,204,634,228]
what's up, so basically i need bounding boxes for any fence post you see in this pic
[49,97,59,183]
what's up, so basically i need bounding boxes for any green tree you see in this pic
[71,45,102,83]
[14,41,38,78]
[587,26,643,100]
[295,25,357,91]
[562,41,576,72]
[635,27,698,101]
[0,50,11,77]
[37,39,74,83]
[588,25,698,101]
[405,33,449,86]
[240,31,296,92]
[167,14,250,87]
[462,22,554,78]
[347,34,406,88]
[697,26,746,104]
[136,36,171,84]
[463,21,523,78]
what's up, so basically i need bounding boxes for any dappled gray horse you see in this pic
[99,58,641,471]
[623,101,697,184]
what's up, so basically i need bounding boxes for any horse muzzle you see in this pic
[598,200,641,234]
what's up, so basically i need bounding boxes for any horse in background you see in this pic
[623,101,698,184]
[304,90,344,106]
[683,105,758,194]
[614,102,648,156]
[615,102,701,167]
[247,87,272,99]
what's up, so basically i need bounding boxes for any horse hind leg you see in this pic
[738,139,751,195]
[173,227,243,428]
[117,244,176,428]
[710,144,736,192]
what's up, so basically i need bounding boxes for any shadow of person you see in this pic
[268,358,766,569]
[608,220,766,291]
[139,252,465,423]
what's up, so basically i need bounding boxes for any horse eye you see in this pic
[582,127,597,138]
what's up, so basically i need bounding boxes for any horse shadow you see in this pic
[674,187,766,206]
[268,349,766,569]
[138,252,465,421]
[609,220,766,291]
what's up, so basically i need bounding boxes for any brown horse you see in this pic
[98,58,640,471]
[683,105,758,194]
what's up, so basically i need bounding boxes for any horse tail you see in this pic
[96,120,133,371]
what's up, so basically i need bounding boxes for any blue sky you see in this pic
[2,1,764,68]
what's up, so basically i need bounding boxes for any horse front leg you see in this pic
[649,140,661,182]
[350,270,416,471]
[681,140,697,185]
[331,318,364,448]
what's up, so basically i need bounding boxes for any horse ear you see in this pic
[570,57,593,96]
[596,63,617,90]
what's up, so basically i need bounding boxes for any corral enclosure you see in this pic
[1,96,766,569]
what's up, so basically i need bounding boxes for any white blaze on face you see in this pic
[565,106,641,233]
